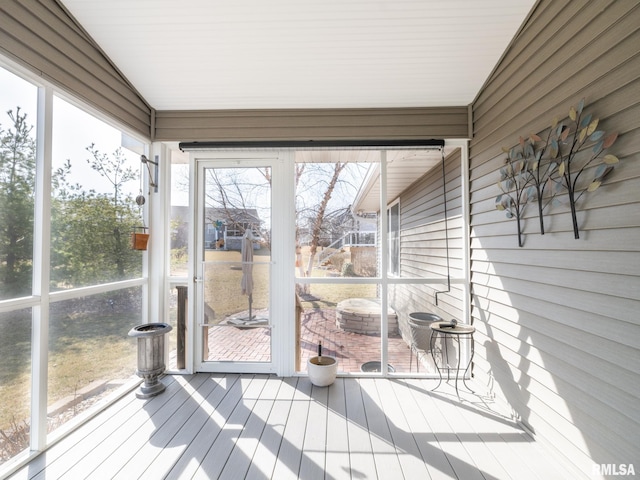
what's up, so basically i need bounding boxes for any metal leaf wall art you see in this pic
[495,141,535,247]
[496,98,619,246]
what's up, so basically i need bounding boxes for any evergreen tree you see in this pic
[0,108,35,297]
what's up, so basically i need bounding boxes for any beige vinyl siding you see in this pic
[0,0,151,137]
[390,149,464,333]
[154,107,468,142]
[470,0,640,475]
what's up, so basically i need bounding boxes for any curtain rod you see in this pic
[179,139,445,151]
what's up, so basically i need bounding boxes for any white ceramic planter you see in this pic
[307,355,337,387]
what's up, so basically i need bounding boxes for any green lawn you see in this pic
[0,291,140,432]
[203,248,271,320]
[1,246,378,433]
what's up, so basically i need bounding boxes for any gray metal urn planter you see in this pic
[128,322,173,399]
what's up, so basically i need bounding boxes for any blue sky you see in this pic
[0,65,141,198]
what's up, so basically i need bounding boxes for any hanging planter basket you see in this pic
[131,226,149,250]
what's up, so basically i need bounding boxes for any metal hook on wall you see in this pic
[141,154,159,193]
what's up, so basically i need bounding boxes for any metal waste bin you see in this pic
[128,322,173,398]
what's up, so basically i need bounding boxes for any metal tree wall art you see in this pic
[546,98,618,239]
[496,98,619,246]
[497,134,560,237]
[495,146,534,247]
[522,133,560,235]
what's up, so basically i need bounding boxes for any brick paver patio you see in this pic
[198,307,432,374]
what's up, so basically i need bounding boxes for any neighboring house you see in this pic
[297,208,375,248]
[171,206,261,250]
[298,207,377,274]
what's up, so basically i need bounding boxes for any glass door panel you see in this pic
[202,260,271,362]
[199,165,272,367]
[294,152,382,373]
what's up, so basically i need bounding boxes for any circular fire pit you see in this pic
[335,298,398,336]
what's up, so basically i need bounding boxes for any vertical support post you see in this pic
[147,143,170,366]
[379,151,389,374]
[176,286,187,369]
[455,139,472,369]
[31,85,53,451]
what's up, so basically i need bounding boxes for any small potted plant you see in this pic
[307,342,337,387]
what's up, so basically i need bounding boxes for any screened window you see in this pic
[50,96,143,290]
[0,62,149,463]
[0,68,38,300]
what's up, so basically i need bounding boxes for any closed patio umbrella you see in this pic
[241,229,254,320]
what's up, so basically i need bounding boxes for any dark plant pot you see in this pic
[128,322,173,398]
[360,361,395,373]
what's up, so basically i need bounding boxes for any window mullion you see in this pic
[31,85,53,451]
[379,151,389,374]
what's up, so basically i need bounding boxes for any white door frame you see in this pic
[188,150,296,375]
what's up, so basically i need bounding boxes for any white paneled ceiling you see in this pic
[60,0,536,111]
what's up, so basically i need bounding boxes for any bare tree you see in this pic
[299,163,347,287]
[205,167,272,247]
[202,162,358,288]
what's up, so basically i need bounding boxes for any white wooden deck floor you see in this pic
[8,374,581,480]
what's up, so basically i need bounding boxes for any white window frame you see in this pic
[387,199,400,277]
[0,57,150,463]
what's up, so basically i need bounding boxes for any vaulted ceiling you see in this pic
[59,0,536,111]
